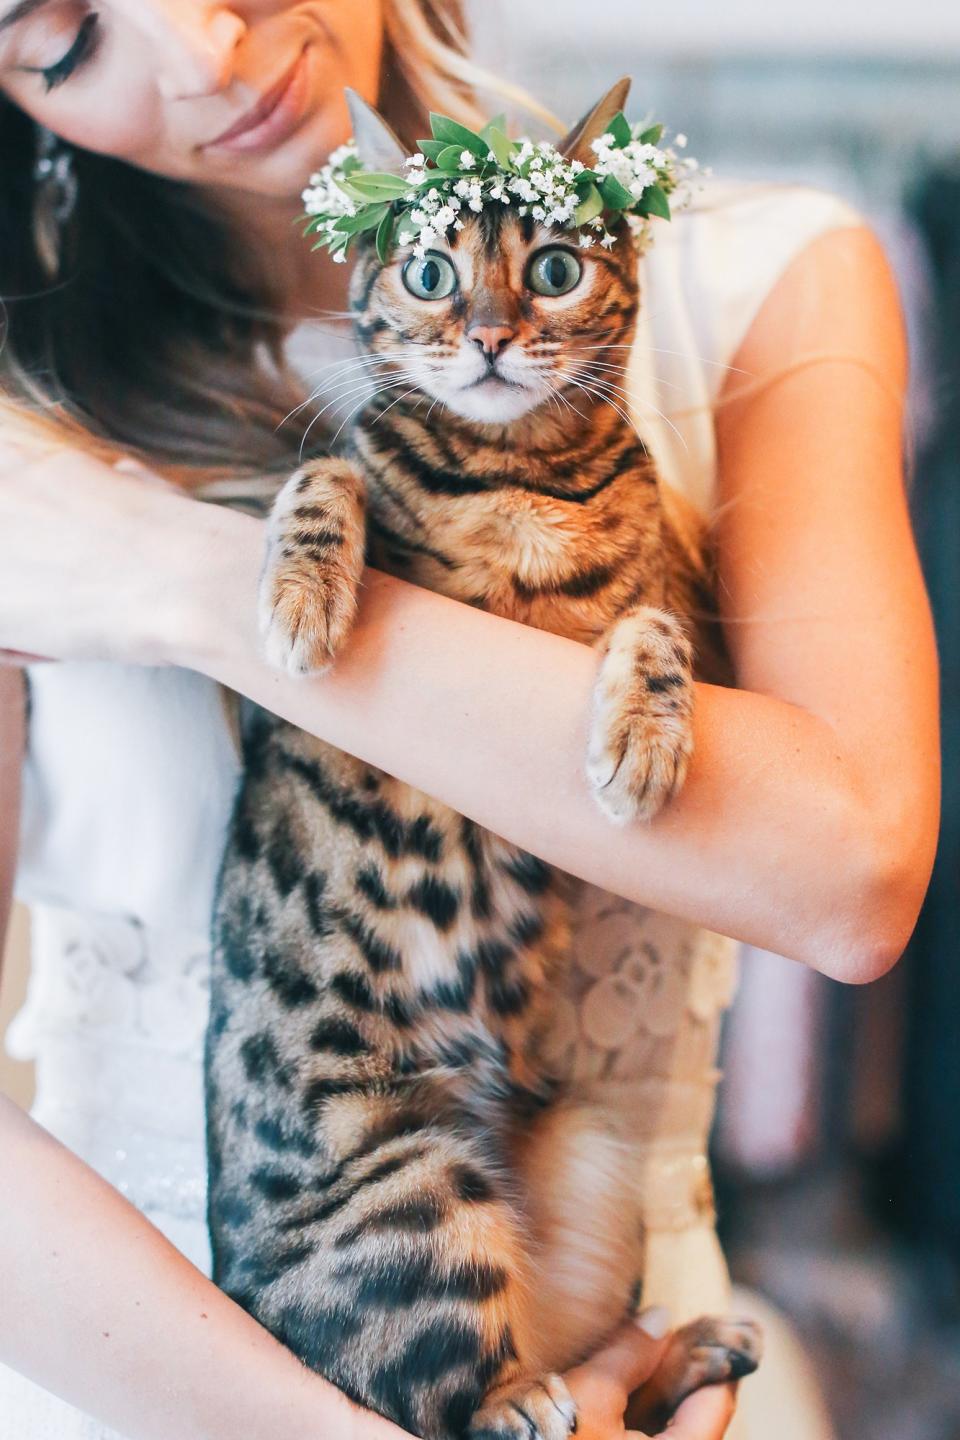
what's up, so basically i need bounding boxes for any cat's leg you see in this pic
[232,1108,576,1440]
[625,1315,763,1434]
[259,458,367,676]
[586,605,694,824]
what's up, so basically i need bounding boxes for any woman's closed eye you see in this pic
[15,6,101,92]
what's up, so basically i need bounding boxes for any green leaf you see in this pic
[635,182,671,220]
[485,126,514,168]
[375,207,396,264]
[436,143,467,169]
[416,139,449,163]
[332,203,390,237]
[599,173,636,211]
[429,112,488,157]
[480,113,507,143]
[638,123,664,145]
[573,182,604,226]
[338,172,411,200]
[608,111,632,148]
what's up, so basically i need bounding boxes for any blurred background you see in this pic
[2,3,959,1437]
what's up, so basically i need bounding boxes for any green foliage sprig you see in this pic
[302,106,698,264]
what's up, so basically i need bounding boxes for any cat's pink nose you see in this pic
[467,324,516,357]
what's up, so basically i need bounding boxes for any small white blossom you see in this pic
[397,230,414,246]
[600,231,616,249]
[453,218,465,231]
[459,150,476,169]
[405,152,426,168]
[674,133,688,148]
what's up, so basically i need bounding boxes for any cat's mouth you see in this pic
[468,371,523,390]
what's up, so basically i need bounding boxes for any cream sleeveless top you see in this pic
[5,177,862,1440]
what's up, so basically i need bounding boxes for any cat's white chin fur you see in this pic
[442,380,546,424]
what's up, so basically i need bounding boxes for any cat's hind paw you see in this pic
[258,460,366,677]
[586,607,694,824]
[626,1315,763,1434]
[469,1373,577,1440]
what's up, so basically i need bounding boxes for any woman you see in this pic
[0,3,939,1438]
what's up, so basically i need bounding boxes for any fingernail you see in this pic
[635,1305,672,1339]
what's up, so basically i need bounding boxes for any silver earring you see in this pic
[33,125,78,274]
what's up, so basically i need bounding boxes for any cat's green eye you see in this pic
[527,248,583,297]
[402,252,458,301]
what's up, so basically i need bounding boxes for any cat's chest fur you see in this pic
[351,409,664,645]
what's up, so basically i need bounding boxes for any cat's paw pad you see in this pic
[627,1315,763,1433]
[469,1374,576,1440]
[258,462,366,677]
[675,1315,764,1388]
[586,609,694,824]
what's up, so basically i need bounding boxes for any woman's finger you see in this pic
[659,1381,738,1438]
[567,1309,673,1404]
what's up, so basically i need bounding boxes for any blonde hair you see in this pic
[0,1,553,471]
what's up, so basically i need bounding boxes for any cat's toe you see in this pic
[469,1373,576,1440]
[587,608,694,823]
[586,710,692,823]
[258,550,359,677]
[683,1315,764,1386]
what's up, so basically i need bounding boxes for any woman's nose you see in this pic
[155,5,248,101]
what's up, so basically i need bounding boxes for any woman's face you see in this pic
[0,2,385,198]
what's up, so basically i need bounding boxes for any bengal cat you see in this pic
[206,83,760,1440]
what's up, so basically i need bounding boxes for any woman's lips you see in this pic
[204,47,312,154]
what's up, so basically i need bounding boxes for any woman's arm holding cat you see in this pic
[0,226,936,983]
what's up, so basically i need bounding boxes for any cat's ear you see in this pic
[559,77,633,166]
[344,88,407,172]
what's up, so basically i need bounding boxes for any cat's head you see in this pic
[345,85,641,426]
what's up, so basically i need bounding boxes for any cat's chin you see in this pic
[440,381,546,425]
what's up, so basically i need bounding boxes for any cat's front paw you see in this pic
[469,1373,576,1440]
[586,607,694,824]
[258,460,366,677]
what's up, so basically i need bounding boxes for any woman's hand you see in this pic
[564,1313,737,1440]
[0,442,213,666]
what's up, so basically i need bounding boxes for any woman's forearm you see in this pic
[174,504,916,984]
[0,1096,403,1440]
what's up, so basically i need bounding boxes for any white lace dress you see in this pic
[2,179,862,1439]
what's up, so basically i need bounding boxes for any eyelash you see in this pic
[40,10,100,92]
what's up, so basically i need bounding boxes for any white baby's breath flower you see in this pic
[459,150,476,169]
[453,218,465,231]
[600,231,616,249]
[434,205,456,229]
[397,230,415,246]
[454,178,472,198]
[675,133,688,148]
[405,152,425,168]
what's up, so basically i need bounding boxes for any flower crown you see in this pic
[302,80,699,266]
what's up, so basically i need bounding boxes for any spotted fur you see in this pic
[207,102,756,1440]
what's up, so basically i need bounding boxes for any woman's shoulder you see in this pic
[641,174,869,388]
